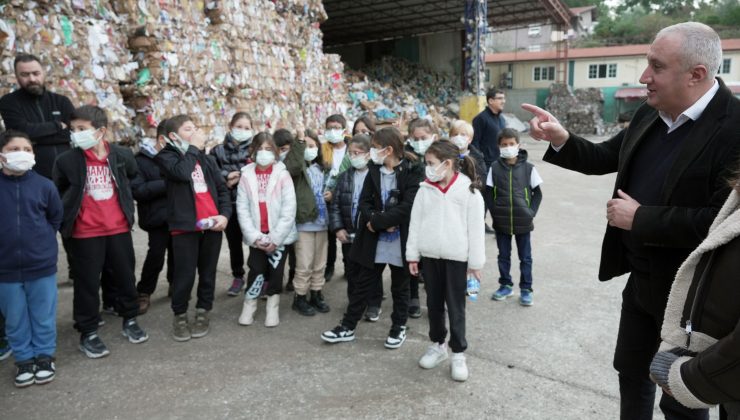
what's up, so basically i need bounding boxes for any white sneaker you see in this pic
[450,352,469,382]
[419,343,448,369]
[265,294,280,327]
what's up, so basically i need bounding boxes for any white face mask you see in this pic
[279,150,289,162]
[71,129,101,150]
[256,150,275,167]
[140,137,159,155]
[231,128,253,143]
[409,136,435,155]
[168,133,190,154]
[425,161,447,183]
[500,145,519,159]
[304,147,319,162]
[369,147,386,165]
[350,154,369,170]
[324,129,344,144]
[2,151,36,172]
[450,135,469,150]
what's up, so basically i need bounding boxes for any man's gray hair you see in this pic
[656,22,722,80]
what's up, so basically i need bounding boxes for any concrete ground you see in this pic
[0,135,717,419]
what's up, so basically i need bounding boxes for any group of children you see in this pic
[0,105,543,386]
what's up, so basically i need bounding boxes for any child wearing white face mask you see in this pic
[291,132,332,315]
[209,112,255,297]
[0,130,62,387]
[485,128,543,306]
[236,132,297,328]
[156,114,231,342]
[407,140,486,382]
[54,105,148,357]
[449,120,487,191]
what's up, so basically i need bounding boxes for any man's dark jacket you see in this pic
[0,88,74,179]
[543,78,740,307]
[131,149,167,231]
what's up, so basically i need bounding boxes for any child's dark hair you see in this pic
[352,115,376,135]
[408,118,437,136]
[164,114,193,137]
[230,112,252,128]
[0,129,32,149]
[273,128,294,148]
[349,134,371,152]
[426,140,480,193]
[325,114,346,129]
[250,132,278,160]
[71,105,108,129]
[156,119,168,139]
[497,128,520,144]
[373,127,417,162]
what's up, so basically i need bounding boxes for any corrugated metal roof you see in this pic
[321,0,572,47]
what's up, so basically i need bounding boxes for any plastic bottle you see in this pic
[196,218,215,230]
[466,276,480,302]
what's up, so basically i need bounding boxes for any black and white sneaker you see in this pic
[34,356,55,385]
[321,325,355,343]
[384,325,407,349]
[14,361,35,388]
[79,332,110,359]
[122,318,149,344]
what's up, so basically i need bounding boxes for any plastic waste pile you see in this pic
[0,0,347,146]
[545,83,605,135]
[344,57,464,132]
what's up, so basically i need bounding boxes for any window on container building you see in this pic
[589,63,617,79]
[533,65,555,81]
[720,58,731,74]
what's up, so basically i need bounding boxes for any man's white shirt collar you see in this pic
[659,79,719,134]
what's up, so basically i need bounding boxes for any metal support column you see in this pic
[463,0,487,96]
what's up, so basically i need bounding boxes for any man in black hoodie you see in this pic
[0,54,74,180]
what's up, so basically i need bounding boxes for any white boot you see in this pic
[265,294,280,327]
[238,297,258,326]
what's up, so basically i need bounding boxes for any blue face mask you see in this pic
[168,134,190,154]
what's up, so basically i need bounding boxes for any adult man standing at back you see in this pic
[472,88,506,232]
[0,54,74,179]
[522,22,740,419]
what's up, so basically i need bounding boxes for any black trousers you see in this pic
[613,275,709,420]
[171,231,222,315]
[326,230,337,271]
[343,243,382,307]
[342,263,409,331]
[224,205,246,278]
[422,258,468,353]
[69,232,139,334]
[246,246,288,296]
[136,226,174,295]
[286,244,296,284]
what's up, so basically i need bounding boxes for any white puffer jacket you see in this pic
[406,172,486,270]
[236,161,297,247]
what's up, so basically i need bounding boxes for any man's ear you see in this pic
[689,64,709,86]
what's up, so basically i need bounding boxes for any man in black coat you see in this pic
[522,22,740,420]
[472,88,506,232]
[0,54,74,180]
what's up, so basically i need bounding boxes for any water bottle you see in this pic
[466,276,480,302]
[196,218,215,230]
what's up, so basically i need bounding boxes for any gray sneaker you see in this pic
[172,314,191,342]
[191,309,210,339]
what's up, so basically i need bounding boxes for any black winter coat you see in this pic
[209,134,252,203]
[155,144,232,232]
[543,78,740,314]
[329,167,367,234]
[131,149,167,231]
[52,144,138,239]
[0,88,75,179]
[349,159,424,269]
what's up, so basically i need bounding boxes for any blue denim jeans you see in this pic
[0,275,57,362]
[495,232,533,291]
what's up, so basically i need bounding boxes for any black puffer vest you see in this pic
[490,150,535,235]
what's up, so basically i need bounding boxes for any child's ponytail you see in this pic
[458,154,481,193]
